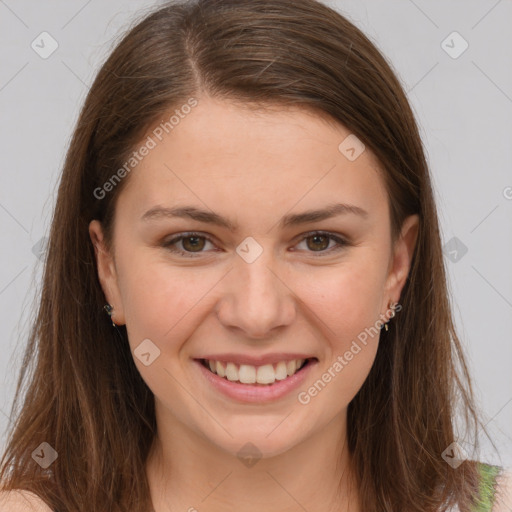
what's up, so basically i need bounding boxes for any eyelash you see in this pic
[162,231,349,258]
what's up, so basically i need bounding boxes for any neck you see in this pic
[146,405,360,512]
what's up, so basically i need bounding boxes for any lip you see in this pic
[196,353,315,366]
[192,357,318,403]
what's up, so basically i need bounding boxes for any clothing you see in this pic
[471,462,502,511]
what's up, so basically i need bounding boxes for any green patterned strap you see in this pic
[471,463,502,512]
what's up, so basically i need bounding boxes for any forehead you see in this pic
[117,96,388,221]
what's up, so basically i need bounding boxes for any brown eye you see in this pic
[294,231,348,256]
[181,235,206,252]
[305,234,330,252]
[163,233,215,257]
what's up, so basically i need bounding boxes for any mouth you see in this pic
[193,356,318,403]
[197,357,316,386]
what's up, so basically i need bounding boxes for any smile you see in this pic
[193,356,318,403]
[200,358,310,385]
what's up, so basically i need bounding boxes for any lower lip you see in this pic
[193,359,317,403]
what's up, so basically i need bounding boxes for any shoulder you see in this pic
[492,468,512,512]
[0,490,53,512]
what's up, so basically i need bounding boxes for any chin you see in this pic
[197,414,311,461]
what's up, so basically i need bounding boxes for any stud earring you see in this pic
[103,303,117,327]
[383,301,397,332]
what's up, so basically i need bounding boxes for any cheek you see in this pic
[115,250,220,348]
[320,343,378,410]
[115,253,221,395]
[292,254,386,400]
[298,255,387,341]
[297,269,382,409]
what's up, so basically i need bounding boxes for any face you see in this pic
[90,96,418,459]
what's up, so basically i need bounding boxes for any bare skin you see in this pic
[89,95,419,512]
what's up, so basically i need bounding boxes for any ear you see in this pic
[383,214,420,305]
[89,220,126,325]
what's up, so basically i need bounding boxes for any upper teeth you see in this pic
[206,359,306,385]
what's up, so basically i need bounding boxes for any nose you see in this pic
[215,248,297,339]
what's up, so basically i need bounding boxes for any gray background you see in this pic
[1,0,511,469]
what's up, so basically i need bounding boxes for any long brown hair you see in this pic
[0,0,494,510]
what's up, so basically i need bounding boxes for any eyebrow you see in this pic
[140,202,369,231]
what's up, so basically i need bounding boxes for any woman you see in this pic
[0,0,510,510]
